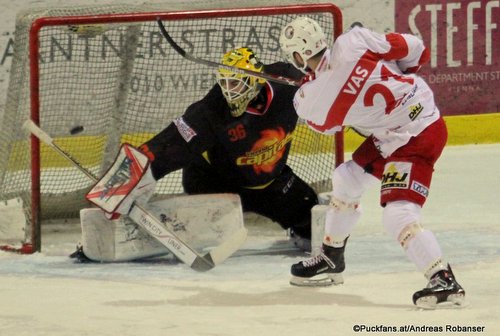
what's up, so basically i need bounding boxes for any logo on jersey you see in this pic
[173,117,197,142]
[381,162,411,190]
[236,127,293,173]
[400,84,418,106]
[411,181,429,198]
[409,103,424,121]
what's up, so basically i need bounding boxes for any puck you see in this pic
[70,126,84,135]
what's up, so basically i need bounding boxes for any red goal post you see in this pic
[0,2,344,253]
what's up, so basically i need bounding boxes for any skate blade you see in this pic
[290,273,344,287]
[415,293,466,310]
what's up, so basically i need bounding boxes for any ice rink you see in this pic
[1,143,499,336]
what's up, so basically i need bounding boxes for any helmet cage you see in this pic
[217,47,266,117]
[217,72,261,117]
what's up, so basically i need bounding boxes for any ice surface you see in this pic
[1,144,500,336]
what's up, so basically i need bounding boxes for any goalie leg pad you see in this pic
[80,208,168,262]
[80,194,245,262]
[310,205,328,256]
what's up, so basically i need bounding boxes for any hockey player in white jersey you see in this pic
[279,17,465,309]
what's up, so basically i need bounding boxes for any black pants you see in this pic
[182,164,318,239]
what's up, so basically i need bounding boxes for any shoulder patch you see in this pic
[174,117,197,142]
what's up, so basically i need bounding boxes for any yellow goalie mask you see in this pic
[217,47,266,117]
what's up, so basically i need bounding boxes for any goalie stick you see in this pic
[22,120,247,271]
[156,18,301,87]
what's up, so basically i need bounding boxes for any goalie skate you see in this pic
[69,243,93,263]
[413,265,465,309]
[290,244,345,287]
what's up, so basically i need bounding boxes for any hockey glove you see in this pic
[86,144,156,219]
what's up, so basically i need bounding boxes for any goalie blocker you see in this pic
[86,144,156,217]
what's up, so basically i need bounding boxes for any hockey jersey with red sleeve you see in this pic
[293,26,440,157]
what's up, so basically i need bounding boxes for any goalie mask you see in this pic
[279,17,328,73]
[217,47,266,117]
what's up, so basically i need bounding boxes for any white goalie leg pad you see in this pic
[323,161,378,247]
[80,194,245,262]
[383,201,446,278]
[81,208,168,262]
[0,198,27,245]
[310,205,328,256]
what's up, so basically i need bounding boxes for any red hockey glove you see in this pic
[86,144,156,219]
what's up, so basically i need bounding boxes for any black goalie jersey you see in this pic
[141,62,303,188]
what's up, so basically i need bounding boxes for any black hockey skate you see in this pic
[69,243,93,263]
[290,244,345,287]
[413,264,465,309]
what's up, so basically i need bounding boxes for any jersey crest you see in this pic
[236,127,293,174]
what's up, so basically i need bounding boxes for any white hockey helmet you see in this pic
[279,17,328,73]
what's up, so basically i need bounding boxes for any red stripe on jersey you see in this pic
[307,50,379,132]
[382,33,409,60]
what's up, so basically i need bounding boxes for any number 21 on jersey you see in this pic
[364,64,414,115]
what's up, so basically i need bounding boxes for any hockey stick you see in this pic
[23,120,247,271]
[156,18,301,87]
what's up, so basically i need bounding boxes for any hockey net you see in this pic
[0,1,343,253]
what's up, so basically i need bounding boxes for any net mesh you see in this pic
[0,2,341,247]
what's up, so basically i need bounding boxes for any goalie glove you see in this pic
[86,144,156,218]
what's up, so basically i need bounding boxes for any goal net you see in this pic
[0,1,343,252]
